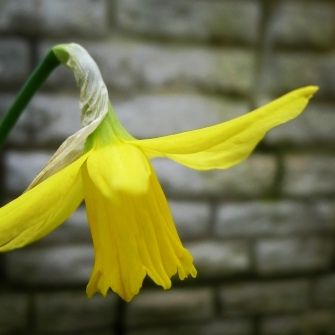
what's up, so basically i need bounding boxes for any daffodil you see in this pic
[0,43,318,301]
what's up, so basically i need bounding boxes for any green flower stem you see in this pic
[0,50,60,148]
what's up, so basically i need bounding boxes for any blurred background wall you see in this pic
[0,0,335,334]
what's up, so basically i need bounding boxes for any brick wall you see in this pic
[0,1,335,334]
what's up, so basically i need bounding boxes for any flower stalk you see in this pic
[0,50,60,147]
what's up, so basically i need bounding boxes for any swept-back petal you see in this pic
[0,154,87,251]
[84,144,196,301]
[131,86,318,170]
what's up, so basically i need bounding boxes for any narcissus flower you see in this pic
[0,44,318,301]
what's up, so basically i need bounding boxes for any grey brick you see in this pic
[6,245,93,285]
[40,0,108,37]
[0,0,35,33]
[40,39,256,94]
[313,274,335,308]
[0,293,28,333]
[115,94,249,139]
[0,0,108,37]
[117,0,261,44]
[264,51,335,99]
[255,237,335,275]
[7,94,81,146]
[97,42,255,94]
[0,94,12,119]
[127,289,214,327]
[5,151,52,194]
[266,102,335,146]
[260,315,301,335]
[0,39,29,86]
[283,154,335,197]
[170,201,211,240]
[153,155,276,198]
[220,280,310,315]
[68,331,112,335]
[299,311,335,335]
[272,1,335,49]
[199,320,252,335]
[127,319,252,335]
[35,291,117,333]
[0,94,43,149]
[215,200,335,238]
[260,311,335,335]
[187,240,250,278]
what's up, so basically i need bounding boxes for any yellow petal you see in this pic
[146,165,197,281]
[84,168,147,301]
[0,154,87,251]
[131,86,318,170]
[84,144,196,301]
[83,146,148,301]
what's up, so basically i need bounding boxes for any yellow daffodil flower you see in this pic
[0,43,318,301]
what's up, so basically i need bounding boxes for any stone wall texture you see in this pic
[0,0,335,334]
